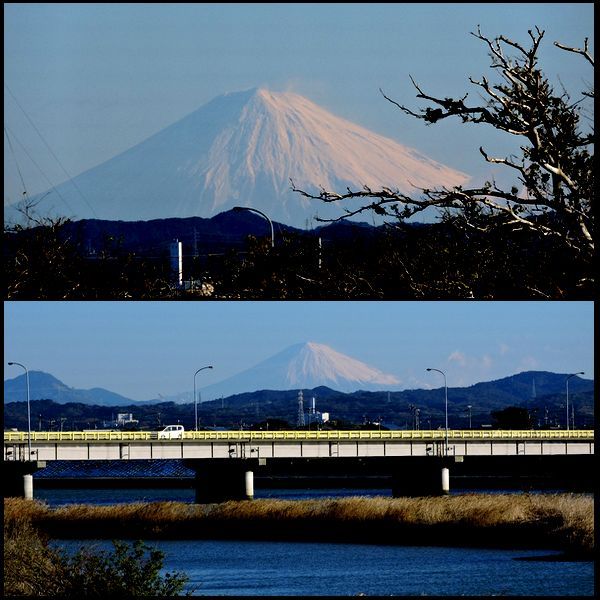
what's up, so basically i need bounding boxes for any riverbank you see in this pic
[4,493,594,559]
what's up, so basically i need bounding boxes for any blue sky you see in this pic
[4,3,594,208]
[4,301,594,400]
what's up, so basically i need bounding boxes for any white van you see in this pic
[157,425,185,439]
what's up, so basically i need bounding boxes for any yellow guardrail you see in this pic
[2,429,595,443]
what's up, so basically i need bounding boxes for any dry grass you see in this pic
[4,493,594,558]
[3,503,64,596]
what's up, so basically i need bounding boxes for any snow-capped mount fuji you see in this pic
[197,342,402,401]
[8,88,469,228]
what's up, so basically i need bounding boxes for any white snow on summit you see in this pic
[7,88,470,227]
[285,342,399,387]
[197,341,402,401]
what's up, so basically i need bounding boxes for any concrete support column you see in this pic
[23,474,34,499]
[441,467,450,494]
[245,470,254,500]
[3,461,46,499]
[184,459,259,503]
[391,458,449,497]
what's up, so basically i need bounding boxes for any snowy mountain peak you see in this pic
[287,342,400,388]
[8,88,470,227]
[198,341,401,401]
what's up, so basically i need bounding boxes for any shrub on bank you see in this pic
[3,501,189,597]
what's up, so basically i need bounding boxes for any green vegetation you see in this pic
[4,493,594,560]
[4,499,188,597]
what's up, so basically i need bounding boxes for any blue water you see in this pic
[39,487,594,596]
[52,538,594,596]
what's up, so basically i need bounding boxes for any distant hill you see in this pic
[4,371,593,431]
[4,371,138,407]
[27,209,386,258]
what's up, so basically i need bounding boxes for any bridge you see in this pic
[4,429,594,502]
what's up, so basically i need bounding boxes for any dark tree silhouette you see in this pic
[292,27,594,296]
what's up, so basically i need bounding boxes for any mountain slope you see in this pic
[6,88,469,227]
[197,342,402,401]
[4,371,137,406]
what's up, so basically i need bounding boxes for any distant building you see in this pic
[103,413,139,429]
[306,396,329,426]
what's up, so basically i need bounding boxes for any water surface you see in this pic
[53,538,594,596]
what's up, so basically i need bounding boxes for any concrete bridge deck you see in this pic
[3,429,594,501]
[4,429,594,461]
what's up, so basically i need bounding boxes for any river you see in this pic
[41,486,593,596]
[52,537,593,596]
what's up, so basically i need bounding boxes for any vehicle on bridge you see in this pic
[157,425,184,440]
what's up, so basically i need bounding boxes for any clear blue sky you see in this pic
[4,3,594,208]
[4,301,594,401]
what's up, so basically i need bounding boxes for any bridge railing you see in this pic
[3,429,594,443]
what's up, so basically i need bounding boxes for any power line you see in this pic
[4,82,97,218]
[4,124,75,215]
[4,126,29,202]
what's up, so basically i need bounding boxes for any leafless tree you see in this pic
[291,27,594,269]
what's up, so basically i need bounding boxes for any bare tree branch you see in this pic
[554,38,594,66]
[293,25,594,269]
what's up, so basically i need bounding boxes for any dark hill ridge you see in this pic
[5,209,388,260]
[4,371,594,431]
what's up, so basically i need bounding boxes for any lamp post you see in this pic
[427,368,448,455]
[8,362,31,460]
[565,372,584,431]
[233,206,275,248]
[467,405,472,429]
[194,366,213,431]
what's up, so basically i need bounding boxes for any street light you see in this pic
[233,206,275,248]
[565,372,584,431]
[8,361,32,460]
[466,405,472,429]
[194,366,213,431]
[427,368,448,455]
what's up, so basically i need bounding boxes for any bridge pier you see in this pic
[391,458,451,496]
[441,467,450,494]
[184,459,258,503]
[3,461,46,499]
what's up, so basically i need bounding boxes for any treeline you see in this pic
[4,212,594,299]
[4,388,594,432]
